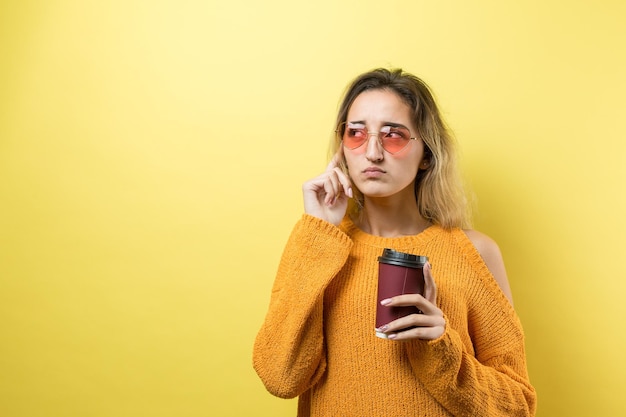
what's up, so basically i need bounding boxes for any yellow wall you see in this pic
[1,1,624,416]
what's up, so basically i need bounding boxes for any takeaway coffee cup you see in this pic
[375,248,428,339]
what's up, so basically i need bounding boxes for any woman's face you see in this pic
[343,89,428,201]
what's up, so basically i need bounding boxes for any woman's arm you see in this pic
[252,215,352,398]
[406,323,536,416]
[377,232,536,415]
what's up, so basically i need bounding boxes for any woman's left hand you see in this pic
[376,262,446,341]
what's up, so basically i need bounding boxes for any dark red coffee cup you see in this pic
[375,248,428,339]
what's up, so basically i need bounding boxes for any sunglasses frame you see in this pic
[336,122,418,154]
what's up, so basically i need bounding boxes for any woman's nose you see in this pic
[365,133,384,161]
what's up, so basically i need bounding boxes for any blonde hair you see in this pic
[329,68,472,229]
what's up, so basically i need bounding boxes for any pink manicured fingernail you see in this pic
[387,333,397,340]
[376,325,389,332]
[380,298,392,306]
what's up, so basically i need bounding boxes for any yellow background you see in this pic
[1,1,624,416]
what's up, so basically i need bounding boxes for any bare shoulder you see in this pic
[463,230,500,259]
[463,229,514,305]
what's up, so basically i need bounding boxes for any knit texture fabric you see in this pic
[253,214,537,416]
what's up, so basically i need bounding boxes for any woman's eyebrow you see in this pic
[347,120,409,129]
[383,122,408,129]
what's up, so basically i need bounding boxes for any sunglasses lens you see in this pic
[343,126,367,149]
[381,127,411,153]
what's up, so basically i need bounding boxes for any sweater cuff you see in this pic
[406,315,463,377]
[298,213,350,242]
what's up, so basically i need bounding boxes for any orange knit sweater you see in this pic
[254,215,537,416]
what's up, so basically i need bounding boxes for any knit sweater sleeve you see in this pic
[406,322,536,416]
[406,231,537,416]
[253,214,353,399]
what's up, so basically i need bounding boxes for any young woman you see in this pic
[253,68,536,416]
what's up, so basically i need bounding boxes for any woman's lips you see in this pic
[363,166,385,178]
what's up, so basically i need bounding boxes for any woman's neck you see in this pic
[353,197,431,238]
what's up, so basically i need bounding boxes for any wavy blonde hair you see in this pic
[329,68,471,229]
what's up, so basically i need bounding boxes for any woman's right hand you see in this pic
[302,149,353,226]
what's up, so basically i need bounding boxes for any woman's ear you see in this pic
[420,146,433,170]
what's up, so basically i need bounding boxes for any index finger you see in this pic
[326,146,344,172]
[383,293,439,316]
